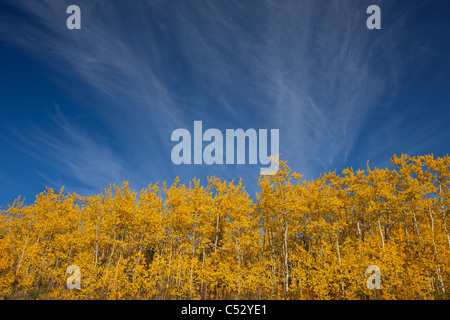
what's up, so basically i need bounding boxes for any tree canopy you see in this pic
[1,154,449,299]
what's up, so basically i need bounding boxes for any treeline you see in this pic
[0,154,449,300]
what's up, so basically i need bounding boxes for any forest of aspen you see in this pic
[0,154,449,300]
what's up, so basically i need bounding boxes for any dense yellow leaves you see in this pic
[0,154,449,299]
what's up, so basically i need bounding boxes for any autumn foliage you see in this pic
[1,154,449,300]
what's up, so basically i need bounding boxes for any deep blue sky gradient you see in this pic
[1,0,450,208]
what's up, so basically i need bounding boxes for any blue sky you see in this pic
[1,0,450,208]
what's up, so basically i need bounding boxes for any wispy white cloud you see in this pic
[0,0,185,187]
[0,0,442,194]
[161,0,416,176]
[6,106,134,191]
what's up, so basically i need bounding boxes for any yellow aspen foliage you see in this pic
[0,154,449,299]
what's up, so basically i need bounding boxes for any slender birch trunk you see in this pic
[378,217,385,248]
